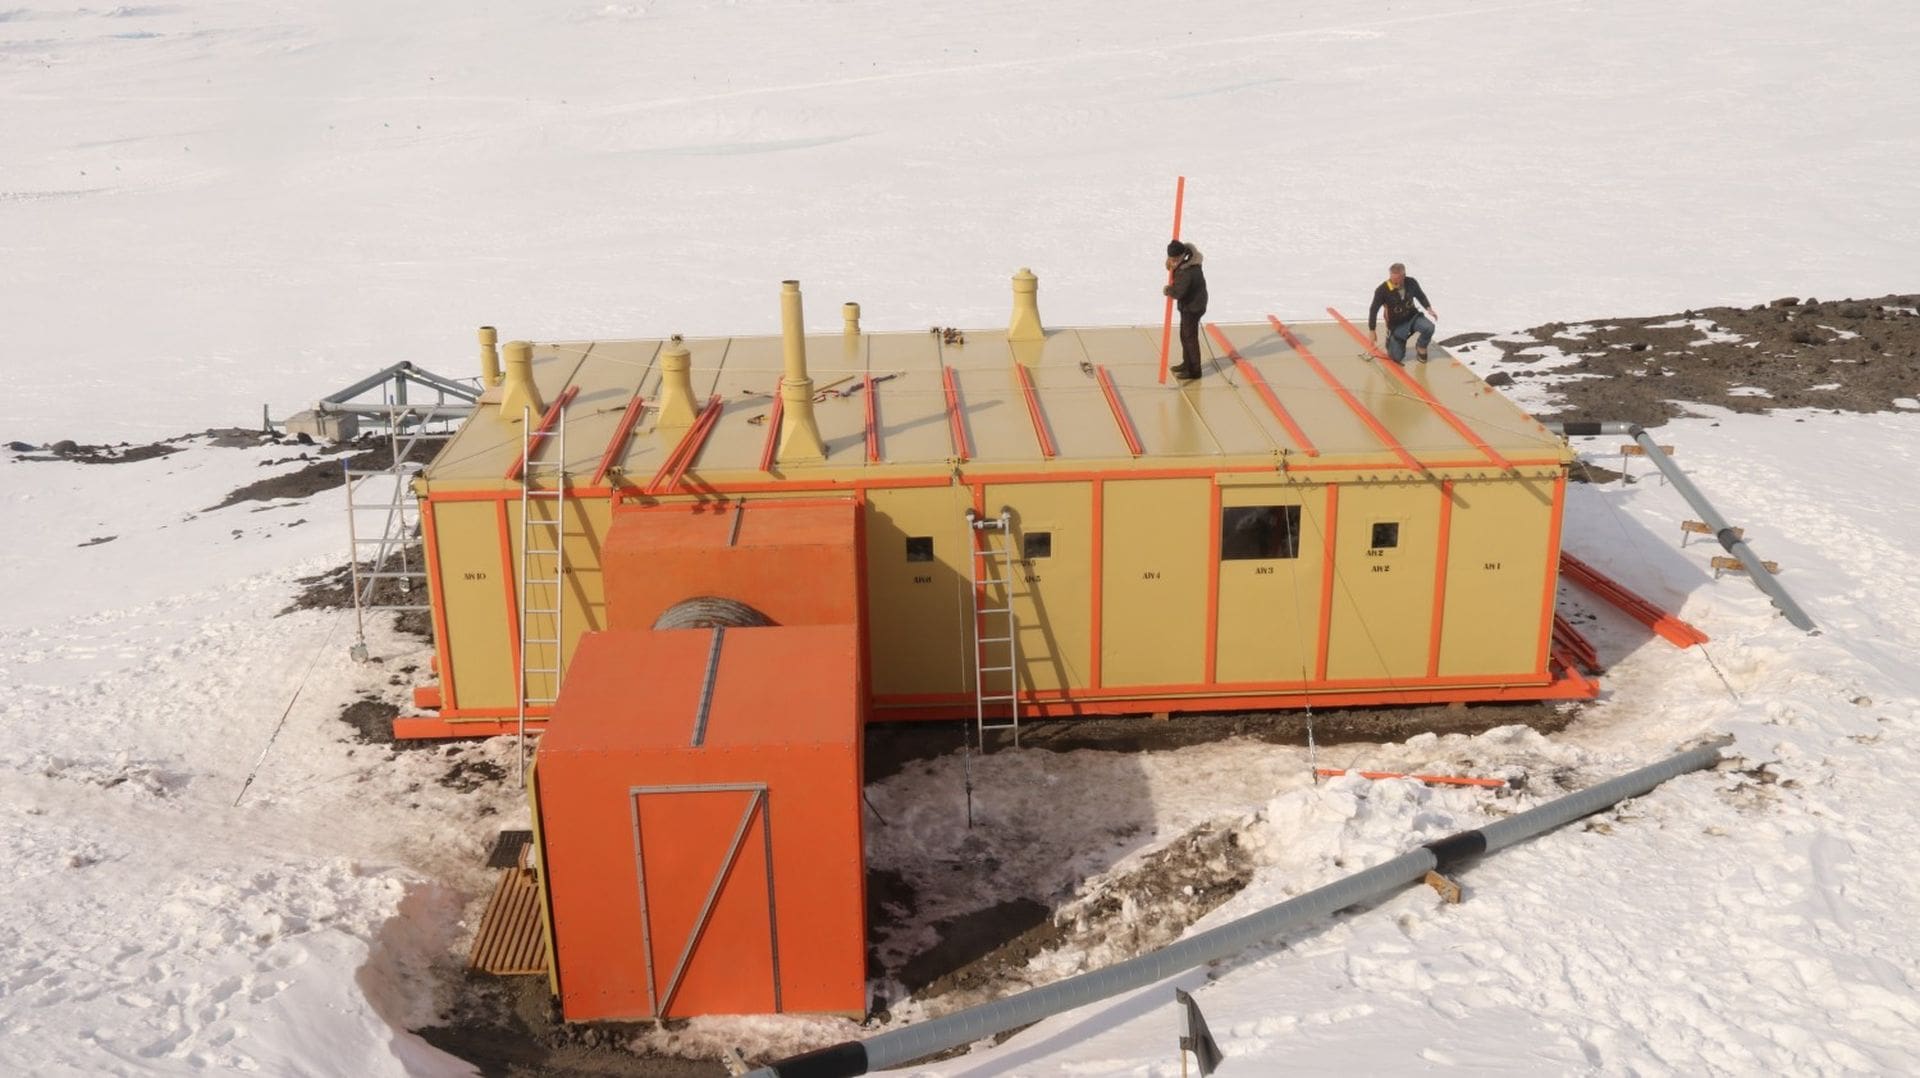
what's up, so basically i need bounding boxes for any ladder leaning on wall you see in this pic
[967,507,1022,747]
[516,406,568,779]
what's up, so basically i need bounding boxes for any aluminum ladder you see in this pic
[516,406,568,777]
[342,408,458,662]
[967,507,1021,746]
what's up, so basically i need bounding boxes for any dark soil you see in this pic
[1483,293,1920,425]
[339,696,401,744]
[205,432,439,510]
[279,544,434,638]
[417,977,727,1078]
[4,426,273,464]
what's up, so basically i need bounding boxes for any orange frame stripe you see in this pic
[942,365,972,461]
[1426,480,1454,678]
[419,497,458,711]
[1013,362,1058,459]
[494,498,522,703]
[1095,366,1144,456]
[646,395,723,495]
[863,375,880,463]
[589,393,648,487]
[1205,480,1221,684]
[1269,315,1420,472]
[503,385,581,481]
[1204,323,1320,456]
[1535,474,1568,672]
[757,386,785,472]
[1314,484,1339,679]
[1089,479,1104,689]
[1326,307,1514,472]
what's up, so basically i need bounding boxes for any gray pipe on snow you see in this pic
[1548,421,1816,633]
[747,741,1728,1078]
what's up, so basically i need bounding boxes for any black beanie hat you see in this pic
[1167,240,1186,258]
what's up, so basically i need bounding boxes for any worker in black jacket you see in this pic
[1163,240,1208,381]
[1367,262,1439,364]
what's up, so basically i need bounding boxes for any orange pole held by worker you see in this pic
[1158,175,1185,384]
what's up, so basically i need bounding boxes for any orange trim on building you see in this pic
[757,387,785,473]
[1089,479,1104,689]
[646,395,723,495]
[1095,366,1144,456]
[1535,473,1568,673]
[1325,307,1515,472]
[495,498,523,701]
[863,375,880,463]
[1269,315,1421,472]
[419,497,458,711]
[1205,323,1320,456]
[942,365,972,461]
[504,385,581,481]
[1314,484,1339,680]
[1427,480,1454,678]
[1013,362,1058,459]
[1205,480,1221,684]
[590,393,649,487]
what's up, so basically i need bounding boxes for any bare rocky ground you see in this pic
[15,294,1916,1074]
[1454,292,1920,423]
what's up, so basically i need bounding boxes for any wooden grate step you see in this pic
[468,867,548,976]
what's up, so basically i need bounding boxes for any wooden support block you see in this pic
[1619,443,1675,457]
[1711,555,1779,578]
[1150,710,1171,722]
[1424,870,1463,904]
[1679,520,1743,547]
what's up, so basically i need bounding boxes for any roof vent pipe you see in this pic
[498,340,542,420]
[776,280,827,463]
[1008,267,1043,342]
[478,326,502,388]
[655,335,698,429]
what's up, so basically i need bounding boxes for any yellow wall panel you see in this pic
[863,486,974,696]
[434,499,515,710]
[1438,477,1558,676]
[983,483,1092,693]
[1101,479,1209,687]
[1215,484,1324,684]
[1324,482,1438,681]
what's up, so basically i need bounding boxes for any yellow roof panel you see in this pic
[422,321,1567,489]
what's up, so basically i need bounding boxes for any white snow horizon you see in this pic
[4,1,1918,1075]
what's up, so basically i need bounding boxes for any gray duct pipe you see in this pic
[748,741,1727,1078]
[1548,421,1816,633]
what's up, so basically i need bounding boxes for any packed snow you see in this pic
[4,1,1918,1075]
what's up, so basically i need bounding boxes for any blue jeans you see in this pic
[1387,315,1435,362]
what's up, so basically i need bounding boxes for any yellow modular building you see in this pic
[398,275,1595,739]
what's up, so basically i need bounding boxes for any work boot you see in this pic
[1416,345,1430,363]
[1174,364,1200,381]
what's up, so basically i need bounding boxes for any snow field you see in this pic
[5,0,1920,1073]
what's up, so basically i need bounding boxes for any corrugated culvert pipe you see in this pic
[651,596,773,631]
[747,740,1728,1078]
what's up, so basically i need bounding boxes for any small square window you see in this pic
[1370,522,1400,550]
[905,536,934,562]
[1022,531,1052,560]
[1221,506,1302,560]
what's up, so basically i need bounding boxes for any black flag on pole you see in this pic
[1175,988,1224,1075]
